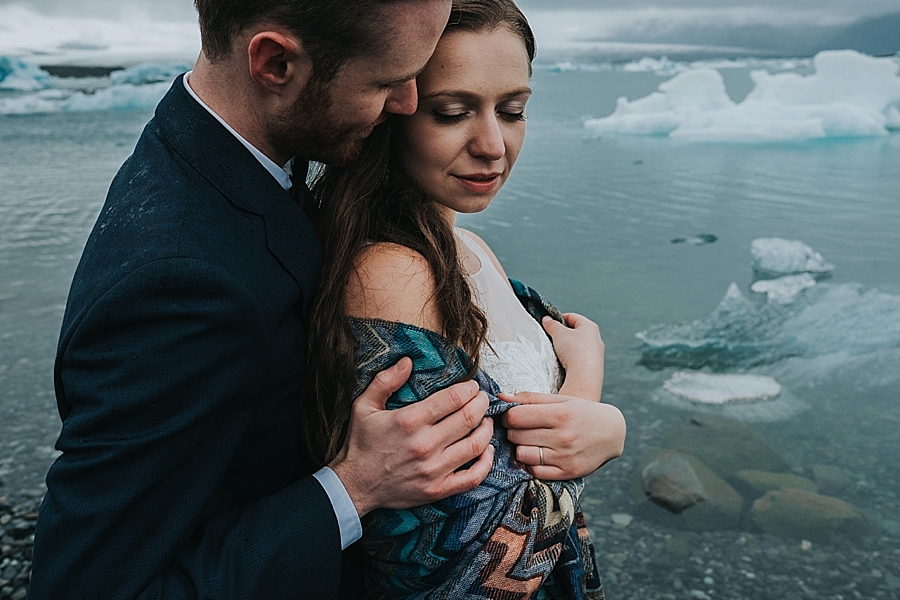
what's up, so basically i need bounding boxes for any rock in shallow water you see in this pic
[735,470,818,495]
[750,488,877,542]
[641,451,707,513]
[634,450,743,531]
[661,415,791,479]
[811,464,853,496]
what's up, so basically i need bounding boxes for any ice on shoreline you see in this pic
[585,50,900,142]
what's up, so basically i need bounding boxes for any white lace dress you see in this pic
[456,229,562,395]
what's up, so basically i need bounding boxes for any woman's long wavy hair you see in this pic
[303,0,537,466]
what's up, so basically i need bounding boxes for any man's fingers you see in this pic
[441,443,494,497]
[416,380,482,425]
[354,357,412,412]
[443,416,493,468]
[429,389,489,444]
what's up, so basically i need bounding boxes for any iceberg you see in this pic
[0,57,54,92]
[0,62,188,115]
[637,280,900,372]
[750,238,834,277]
[585,50,900,142]
[110,62,193,86]
[750,274,817,304]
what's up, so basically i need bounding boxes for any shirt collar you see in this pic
[183,71,294,191]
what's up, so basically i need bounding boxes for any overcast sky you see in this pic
[2,0,899,21]
[2,0,899,60]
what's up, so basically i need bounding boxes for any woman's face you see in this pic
[394,27,532,219]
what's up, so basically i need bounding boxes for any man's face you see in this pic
[270,0,451,164]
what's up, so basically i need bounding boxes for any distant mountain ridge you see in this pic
[821,13,900,56]
[606,12,900,57]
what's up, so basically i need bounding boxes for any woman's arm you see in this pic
[336,242,495,516]
[344,242,444,329]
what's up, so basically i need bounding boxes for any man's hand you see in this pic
[499,392,625,481]
[330,357,494,518]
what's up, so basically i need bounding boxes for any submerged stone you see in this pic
[633,450,743,531]
[812,465,853,496]
[641,451,707,513]
[661,415,791,479]
[735,470,818,495]
[750,488,877,541]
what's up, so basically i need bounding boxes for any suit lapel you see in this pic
[155,75,322,312]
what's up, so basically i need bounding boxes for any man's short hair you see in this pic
[194,0,394,81]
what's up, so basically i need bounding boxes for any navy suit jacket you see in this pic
[29,76,362,599]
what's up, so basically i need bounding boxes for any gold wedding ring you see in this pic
[538,446,545,466]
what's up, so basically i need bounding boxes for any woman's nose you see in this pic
[468,116,505,160]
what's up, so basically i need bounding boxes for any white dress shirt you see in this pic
[183,72,363,550]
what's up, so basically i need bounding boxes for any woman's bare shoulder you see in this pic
[344,242,443,331]
[457,228,511,283]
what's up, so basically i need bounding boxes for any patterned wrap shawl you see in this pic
[349,279,604,599]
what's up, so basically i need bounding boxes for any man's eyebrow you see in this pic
[379,66,427,88]
[422,87,533,101]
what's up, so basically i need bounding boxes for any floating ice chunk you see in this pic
[0,56,54,92]
[0,61,187,114]
[751,274,817,304]
[638,281,900,373]
[663,372,782,404]
[0,82,171,114]
[585,50,900,142]
[621,56,686,74]
[110,62,191,86]
[751,238,834,277]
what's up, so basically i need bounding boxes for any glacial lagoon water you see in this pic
[1,61,899,597]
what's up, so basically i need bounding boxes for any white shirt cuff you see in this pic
[313,467,363,550]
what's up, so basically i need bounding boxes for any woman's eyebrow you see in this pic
[422,87,533,101]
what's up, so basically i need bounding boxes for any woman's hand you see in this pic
[542,313,604,402]
[498,392,625,480]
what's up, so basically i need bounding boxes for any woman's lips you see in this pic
[453,173,502,193]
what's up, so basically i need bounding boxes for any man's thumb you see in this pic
[356,357,412,411]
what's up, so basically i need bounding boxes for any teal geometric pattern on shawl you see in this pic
[351,280,603,599]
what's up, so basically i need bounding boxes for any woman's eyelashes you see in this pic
[432,110,468,125]
[429,104,527,125]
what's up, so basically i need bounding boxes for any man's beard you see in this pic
[270,75,377,166]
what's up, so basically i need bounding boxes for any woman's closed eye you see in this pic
[499,110,526,123]
[432,109,469,125]
[431,105,527,125]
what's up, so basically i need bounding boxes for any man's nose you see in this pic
[383,80,418,116]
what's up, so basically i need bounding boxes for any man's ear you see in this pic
[248,31,313,95]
